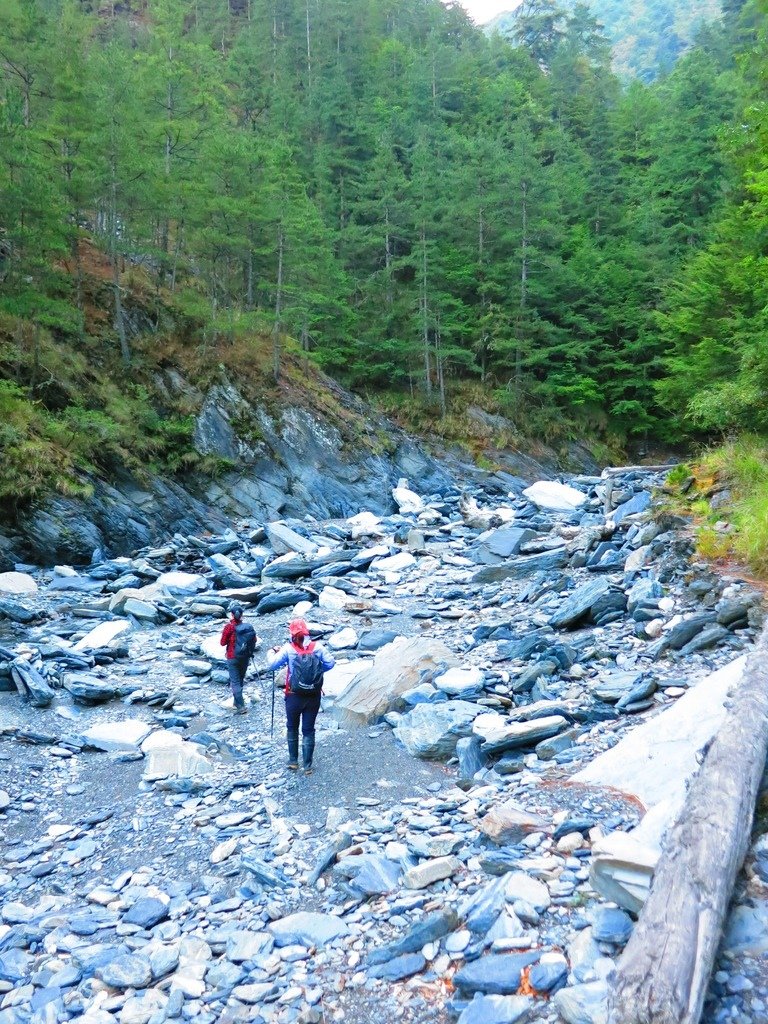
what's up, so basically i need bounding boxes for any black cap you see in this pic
[230,604,244,619]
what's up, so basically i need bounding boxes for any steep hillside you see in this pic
[488,0,722,79]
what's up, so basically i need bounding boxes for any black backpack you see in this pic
[234,622,257,659]
[290,648,325,695]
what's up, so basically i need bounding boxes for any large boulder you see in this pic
[0,572,37,596]
[333,637,458,725]
[549,578,615,630]
[472,526,537,565]
[523,481,587,512]
[394,700,482,759]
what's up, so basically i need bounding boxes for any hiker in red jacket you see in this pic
[267,618,335,773]
[220,604,258,715]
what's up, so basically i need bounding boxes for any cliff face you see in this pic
[0,370,454,567]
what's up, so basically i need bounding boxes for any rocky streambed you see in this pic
[1,467,767,1024]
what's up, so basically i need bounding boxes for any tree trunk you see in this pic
[273,223,284,382]
[420,224,431,395]
[607,625,768,1024]
[110,164,130,366]
[305,0,312,94]
[516,179,528,391]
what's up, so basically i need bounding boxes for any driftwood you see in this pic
[607,625,768,1024]
[602,464,679,476]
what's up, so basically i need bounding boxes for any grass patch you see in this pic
[662,435,768,576]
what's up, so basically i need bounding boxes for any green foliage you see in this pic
[0,0,759,482]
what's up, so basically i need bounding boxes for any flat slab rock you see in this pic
[268,912,350,947]
[574,655,744,831]
[81,720,154,752]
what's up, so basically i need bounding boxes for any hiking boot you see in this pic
[287,730,299,770]
[234,706,247,715]
[302,736,315,774]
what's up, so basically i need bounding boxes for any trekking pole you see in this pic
[270,668,276,738]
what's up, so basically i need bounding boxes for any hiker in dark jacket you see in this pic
[220,604,258,715]
[267,618,335,773]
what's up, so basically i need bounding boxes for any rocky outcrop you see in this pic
[0,375,453,566]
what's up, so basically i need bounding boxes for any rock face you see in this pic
[0,376,452,565]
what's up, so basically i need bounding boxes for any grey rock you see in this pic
[589,906,633,946]
[368,952,426,981]
[473,549,569,584]
[10,660,55,707]
[553,981,608,1024]
[368,909,458,965]
[549,578,614,630]
[458,994,533,1024]
[529,955,568,992]
[334,853,402,896]
[96,954,152,989]
[394,700,482,759]
[241,855,292,890]
[457,735,486,783]
[472,527,537,565]
[454,952,542,995]
[122,897,169,929]
[611,490,651,525]
[268,912,350,948]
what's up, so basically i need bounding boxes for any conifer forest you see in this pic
[1,0,767,487]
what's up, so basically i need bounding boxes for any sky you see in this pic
[450,0,519,24]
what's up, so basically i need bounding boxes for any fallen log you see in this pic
[607,625,768,1024]
[602,464,678,476]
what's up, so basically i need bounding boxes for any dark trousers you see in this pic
[285,691,321,736]
[227,656,248,708]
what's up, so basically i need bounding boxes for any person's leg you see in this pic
[300,697,321,773]
[285,693,300,769]
[227,659,245,711]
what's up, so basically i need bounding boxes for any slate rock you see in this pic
[553,981,608,1024]
[122,897,169,929]
[368,909,459,965]
[454,951,542,994]
[611,490,651,525]
[473,549,569,584]
[473,527,537,564]
[394,700,482,759]
[63,674,120,704]
[457,735,486,783]
[458,993,533,1024]
[334,853,402,895]
[241,855,292,890]
[358,628,400,652]
[589,906,633,946]
[529,955,568,993]
[549,578,613,630]
[96,954,152,989]
[368,952,426,981]
[268,912,350,948]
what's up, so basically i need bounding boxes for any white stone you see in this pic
[347,512,383,538]
[291,600,314,617]
[370,551,416,574]
[123,598,159,621]
[0,572,37,595]
[74,620,131,652]
[200,635,228,662]
[141,730,183,753]
[328,628,359,651]
[155,571,208,595]
[402,856,462,889]
[144,741,212,781]
[392,479,425,514]
[523,480,587,511]
[266,522,318,556]
[318,586,352,611]
[589,832,659,915]
[434,667,484,697]
[82,720,153,752]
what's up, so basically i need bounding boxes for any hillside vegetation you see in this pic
[0,0,766,511]
[489,0,723,80]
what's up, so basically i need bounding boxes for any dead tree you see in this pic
[607,624,768,1024]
